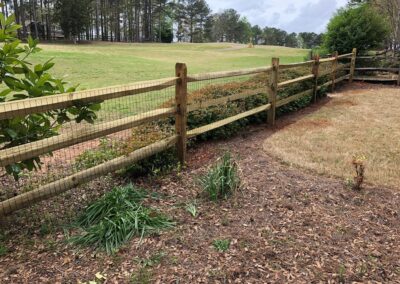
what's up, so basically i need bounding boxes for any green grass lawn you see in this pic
[29,42,310,119]
[31,42,309,89]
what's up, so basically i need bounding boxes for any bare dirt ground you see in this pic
[1,84,400,283]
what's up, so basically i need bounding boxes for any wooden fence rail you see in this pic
[350,49,400,85]
[0,50,356,216]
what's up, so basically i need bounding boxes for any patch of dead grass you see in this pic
[264,85,400,189]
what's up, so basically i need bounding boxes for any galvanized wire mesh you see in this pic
[0,54,353,227]
[0,79,178,217]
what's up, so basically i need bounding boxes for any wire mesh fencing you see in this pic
[0,52,355,224]
[0,77,179,217]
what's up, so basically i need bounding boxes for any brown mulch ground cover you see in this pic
[1,85,400,283]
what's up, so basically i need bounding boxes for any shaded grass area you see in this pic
[263,83,400,189]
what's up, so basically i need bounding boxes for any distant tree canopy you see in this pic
[298,32,324,49]
[54,0,91,41]
[324,3,389,53]
[2,0,326,48]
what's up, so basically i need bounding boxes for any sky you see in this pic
[208,0,349,33]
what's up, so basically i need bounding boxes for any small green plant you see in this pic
[0,234,7,257]
[136,251,166,268]
[213,239,231,252]
[185,201,198,218]
[0,243,7,256]
[338,264,346,284]
[200,153,240,201]
[352,155,366,191]
[130,267,153,284]
[70,184,174,254]
[345,177,354,189]
[74,138,122,170]
[131,252,166,284]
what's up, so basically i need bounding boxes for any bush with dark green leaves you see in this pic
[324,4,389,54]
[74,126,179,177]
[74,138,122,171]
[0,12,99,180]
[161,68,321,142]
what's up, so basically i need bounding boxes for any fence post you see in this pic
[349,48,357,83]
[397,64,400,86]
[312,55,320,103]
[332,51,338,92]
[268,57,279,127]
[175,63,188,166]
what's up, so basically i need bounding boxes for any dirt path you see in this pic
[1,90,400,283]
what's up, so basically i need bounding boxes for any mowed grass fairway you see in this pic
[263,84,400,189]
[31,42,309,89]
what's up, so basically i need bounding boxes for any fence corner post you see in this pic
[349,48,357,83]
[332,51,339,92]
[268,57,279,127]
[312,55,320,103]
[175,63,188,166]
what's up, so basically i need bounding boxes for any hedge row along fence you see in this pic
[0,49,358,216]
[350,49,400,84]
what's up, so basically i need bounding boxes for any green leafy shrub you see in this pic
[185,81,267,140]
[200,153,240,201]
[0,12,99,180]
[74,138,122,170]
[70,184,174,254]
[324,4,389,54]
[74,123,178,177]
[162,68,322,142]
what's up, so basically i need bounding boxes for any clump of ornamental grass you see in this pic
[200,153,241,201]
[69,184,174,254]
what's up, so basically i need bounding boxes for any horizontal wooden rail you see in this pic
[0,77,178,120]
[279,60,315,70]
[276,89,313,107]
[187,67,273,82]
[0,107,176,167]
[187,104,271,138]
[319,57,336,63]
[356,56,387,60]
[351,76,398,82]
[187,87,267,112]
[278,74,315,89]
[337,53,353,59]
[0,135,178,216]
[345,67,399,73]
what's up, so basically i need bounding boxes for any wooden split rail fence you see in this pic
[0,50,356,216]
[351,49,400,84]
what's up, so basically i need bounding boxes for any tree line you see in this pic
[0,0,324,48]
[348,0,400,50]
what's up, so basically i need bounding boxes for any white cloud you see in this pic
[208,0,348,33]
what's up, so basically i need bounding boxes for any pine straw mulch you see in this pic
[1,101,400,283]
